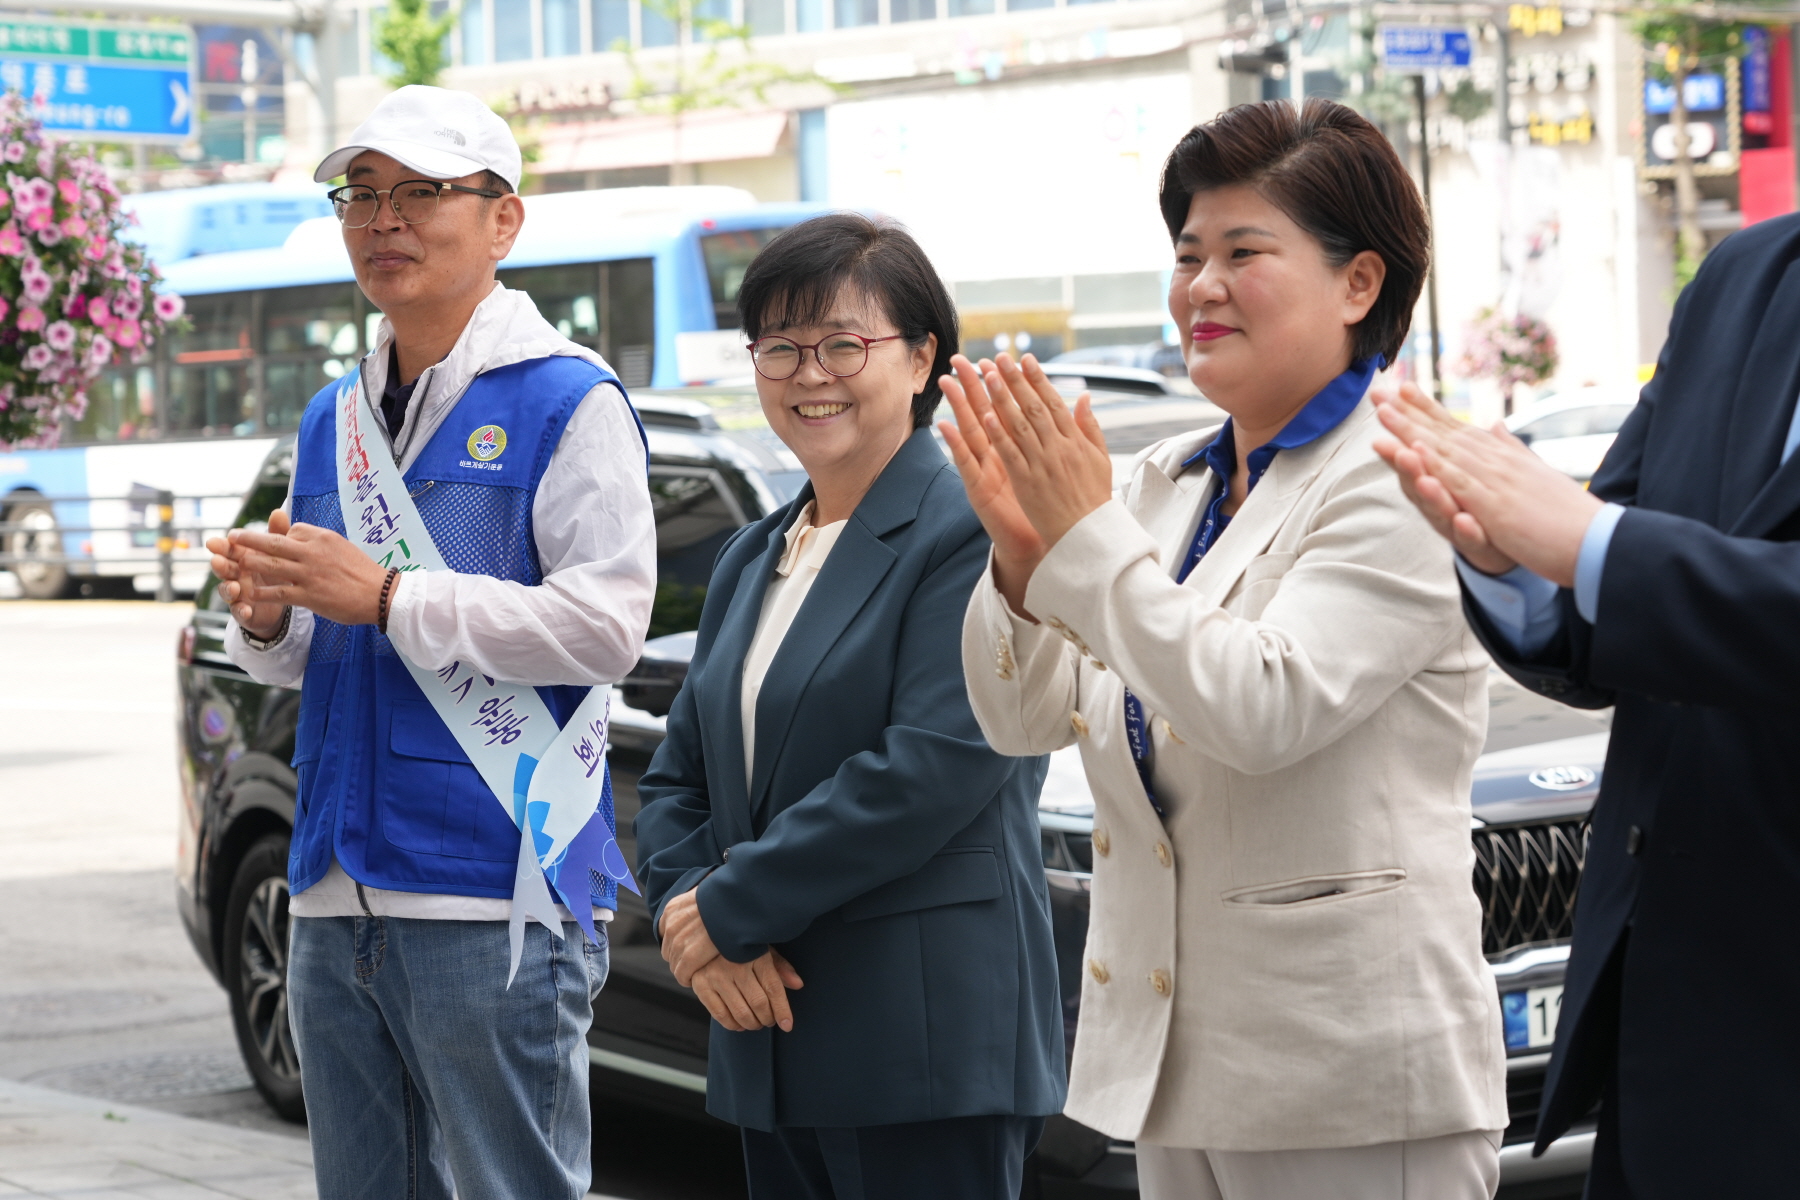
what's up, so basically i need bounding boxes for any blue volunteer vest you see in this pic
[287,355,638,907]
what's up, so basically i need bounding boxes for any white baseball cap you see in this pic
[314,85,522,191]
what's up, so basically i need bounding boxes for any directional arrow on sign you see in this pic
[169,78,189,127]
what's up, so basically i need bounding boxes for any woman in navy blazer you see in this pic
[633,214,1065,1199]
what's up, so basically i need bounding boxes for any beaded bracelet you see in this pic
[377,567,401,635]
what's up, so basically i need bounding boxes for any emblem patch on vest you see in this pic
[465,424,508,467]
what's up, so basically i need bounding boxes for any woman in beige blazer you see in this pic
[939,99,1507,1199]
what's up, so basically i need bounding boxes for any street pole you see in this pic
[1415,72,1444,402]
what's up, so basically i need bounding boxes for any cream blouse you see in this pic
[740,501,847,786]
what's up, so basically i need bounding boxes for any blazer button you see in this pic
[1150,969,1172,997]
[1070,711,1090,737]
[1159,718,1185,745]
[1088,959,1110,984]
[721,847,731,863]
[1627,825,1644,856]
[1092,829,1110,857]
[1091,660,1107,671]
[1154,842,1171,868]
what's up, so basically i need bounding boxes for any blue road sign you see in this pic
[0,59,192,138]
[0,19,194,140]
[1380,25,1473,71]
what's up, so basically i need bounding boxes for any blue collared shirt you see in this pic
[1175,356,1379,582]
[1126,357,1377,814]
[1460,392,1800,652]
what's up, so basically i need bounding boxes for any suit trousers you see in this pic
[740,1114,1045,1200]
[1136,1130,1502,1200]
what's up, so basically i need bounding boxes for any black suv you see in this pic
[175,389,1603,1196]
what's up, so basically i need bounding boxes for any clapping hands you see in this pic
[938,353,1114,618]
[1371,381,1602,587]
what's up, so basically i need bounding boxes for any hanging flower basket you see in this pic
[0,94,187,449]
[1456,307,1559,394]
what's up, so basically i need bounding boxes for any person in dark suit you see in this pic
[1370,213,1800,1199]
[633,213,1066,1199]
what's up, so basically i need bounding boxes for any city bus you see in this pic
[0,184,827,598]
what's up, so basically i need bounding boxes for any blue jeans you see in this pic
[287,915,608,1200]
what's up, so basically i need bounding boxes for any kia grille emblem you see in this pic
[1528,765,1597,792]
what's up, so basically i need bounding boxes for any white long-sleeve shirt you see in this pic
[225,283,657,920]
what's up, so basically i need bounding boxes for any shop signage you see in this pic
[1644,73,1725,114]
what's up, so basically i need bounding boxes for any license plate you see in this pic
[1502,985,1563,1051]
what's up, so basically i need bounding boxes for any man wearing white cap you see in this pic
[206,85,656,1199]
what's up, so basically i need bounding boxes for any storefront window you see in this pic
[891,0,934,20]
[592,0,629,50]
[640,0,675,47]
[494,0,533,59]
[835,0,877,27]
[462,0,486,62]
[543,0,580,55]
[744,0,784,35]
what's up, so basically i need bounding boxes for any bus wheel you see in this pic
[3,498,71,600]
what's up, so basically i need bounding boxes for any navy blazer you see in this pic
[1465,214,1800,1195]
[633,429,1067,1132]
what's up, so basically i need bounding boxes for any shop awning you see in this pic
[532,110,789,174]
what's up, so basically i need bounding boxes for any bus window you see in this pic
[498,264,600,350]
[169,292,257,438]
[72,367,160,443]
[607,257,655,389]
[700,228,779,330]
[262,284,365,431]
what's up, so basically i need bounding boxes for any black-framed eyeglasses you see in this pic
[326,179,504,229]
[749,331,904,380]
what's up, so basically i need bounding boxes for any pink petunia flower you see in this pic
[88,333,113,366]
[84,237,107,262]
[61,215,86,238]
[20,178,52,209]
[0,223,20,256]
[113,321,141,349]
[0,296,9,324]
[63,293,86,320]
[22,343,52,371]
[2,142,24,164]
[22,273,50,304]
[34,222,61,247]
[22,207,51,232]
[56,178,79,205]
[89,297,111,326]
[16,306,45,332]
[113,293,141,320]
[125,274,142,297]
[153,292,185,321]
[44,320,75,352]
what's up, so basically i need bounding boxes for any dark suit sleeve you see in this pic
[1585,508,1800,710]
[1464,275,1682,710]
[633,523,761,933]
[693,520,1021,964]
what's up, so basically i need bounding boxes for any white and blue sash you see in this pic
[333,374,638,983]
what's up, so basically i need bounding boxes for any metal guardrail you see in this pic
[0,491,244,603]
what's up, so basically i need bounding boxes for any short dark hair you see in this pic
[1158,98,1428,366]
[482,169,514,196]
[736,213,958,428]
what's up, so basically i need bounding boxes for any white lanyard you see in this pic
[334,374,632,982]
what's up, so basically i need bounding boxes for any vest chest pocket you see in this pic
[381,703,517,862]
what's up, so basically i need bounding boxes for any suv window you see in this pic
[650,466,750,637]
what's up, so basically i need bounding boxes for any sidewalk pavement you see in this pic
[0,1080,315,1199]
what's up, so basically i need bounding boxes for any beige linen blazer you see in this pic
[963,399,1507,1151]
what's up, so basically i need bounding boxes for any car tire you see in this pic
[3,498,71,600]
[221,833,306,1123]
